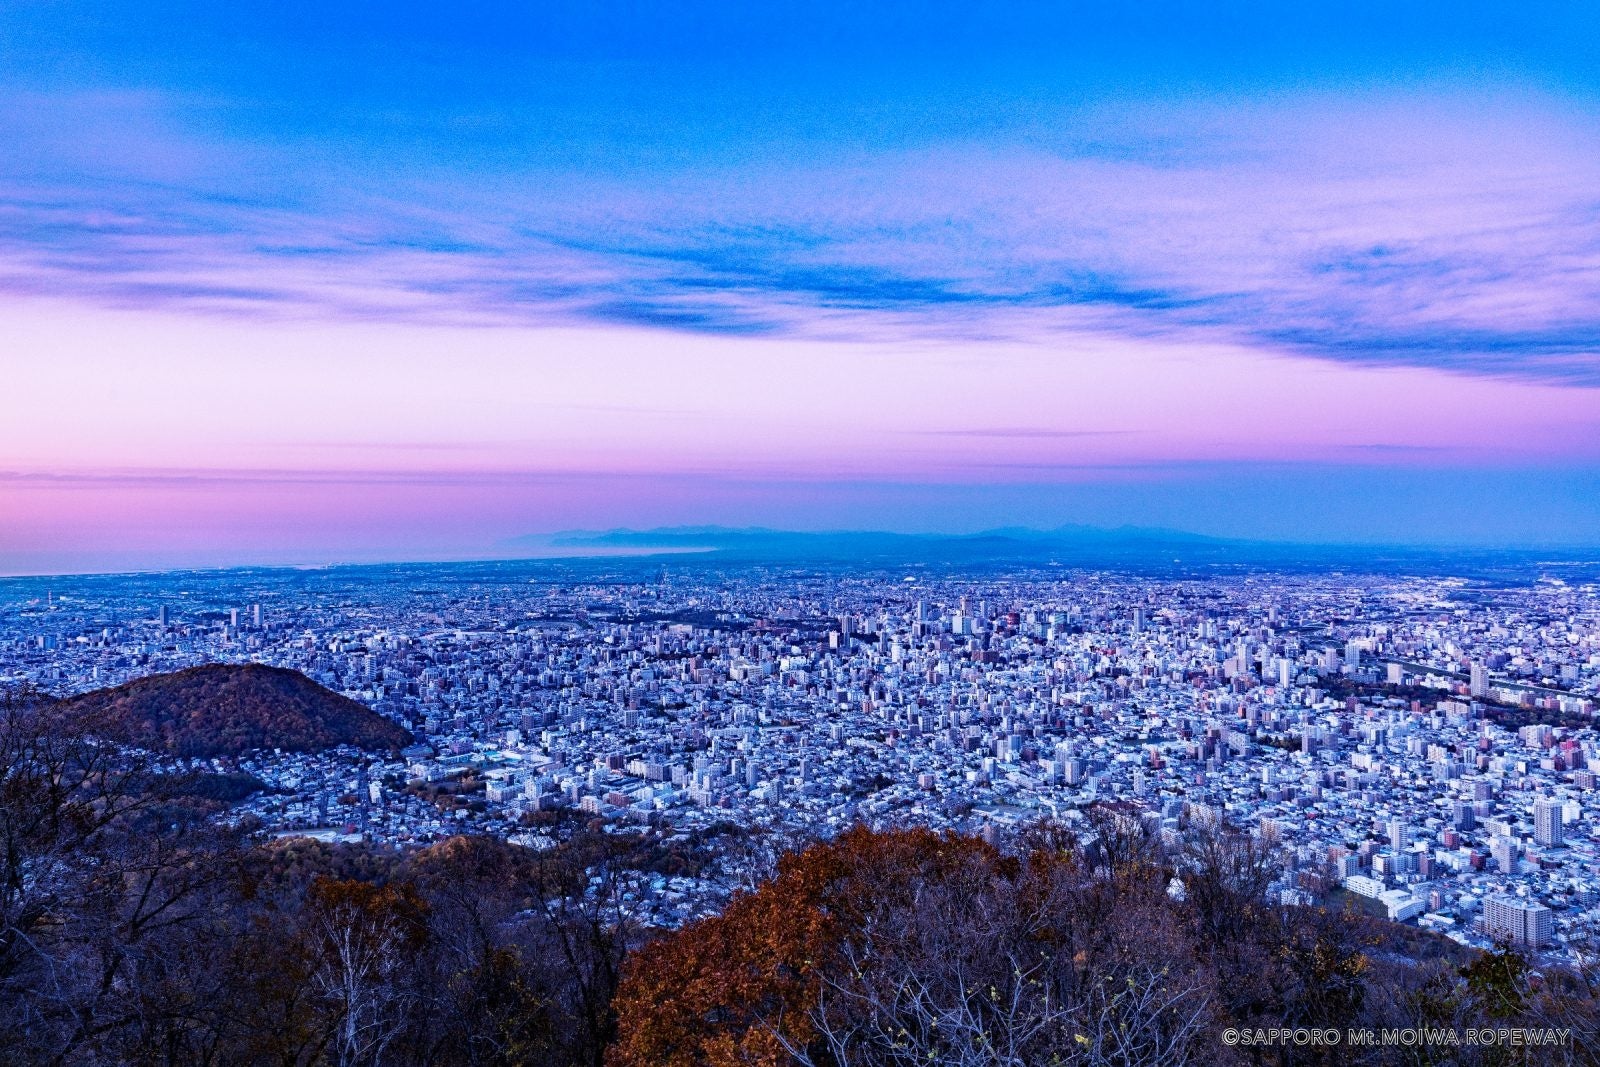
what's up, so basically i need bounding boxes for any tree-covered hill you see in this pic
[55,663,412,756]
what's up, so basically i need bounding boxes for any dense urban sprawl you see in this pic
[3,559,1597,961]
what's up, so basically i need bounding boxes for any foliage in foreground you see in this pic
[611,817,1600,1067]
[3,687,1597,1066]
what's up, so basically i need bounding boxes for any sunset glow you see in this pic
[3,2,1598,571]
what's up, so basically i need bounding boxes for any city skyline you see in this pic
[4,556,1597,962]
[4,2,1600,573]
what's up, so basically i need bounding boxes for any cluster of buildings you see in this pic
[1,559,1597,953]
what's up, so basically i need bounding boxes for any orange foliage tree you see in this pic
[608,826,1006,1067]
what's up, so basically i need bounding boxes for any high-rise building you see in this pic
[1470,661,1489,698]
[1520,724,1554,749]
[1534,798,1565,848]
[1490,835,1518,875]
[1482,896,1553,948]
[1064,757,1086,786]
[1388,818,1410,853]
[157,605,168,626]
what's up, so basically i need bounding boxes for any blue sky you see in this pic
[2,2,1599,571]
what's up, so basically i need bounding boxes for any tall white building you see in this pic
[1482,896,1553,948]
[1534,798,1564,848]
[1470,661,1489,698]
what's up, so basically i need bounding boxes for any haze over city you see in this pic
[3,2,1599,573]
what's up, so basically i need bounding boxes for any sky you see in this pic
[2,1,1599,573]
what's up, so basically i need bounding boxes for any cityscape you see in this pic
[4,557,1597,960]
[5,0,1600,1061]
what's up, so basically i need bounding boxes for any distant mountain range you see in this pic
[508,524,1600,577]
[524,523,1229,558]
[58,663,413,758]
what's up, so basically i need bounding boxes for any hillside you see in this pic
[58,663,413,757]
[609,824,1565,1067]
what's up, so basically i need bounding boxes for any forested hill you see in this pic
[56,663,413,757]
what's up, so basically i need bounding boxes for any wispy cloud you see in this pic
[2,92,1598,383]
[912,428,1138,439]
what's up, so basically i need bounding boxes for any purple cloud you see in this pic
[2,92,1598,382]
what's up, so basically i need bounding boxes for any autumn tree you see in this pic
[0,687,246,1064]
[304,877,431,1066]
[609,825,1216,1067]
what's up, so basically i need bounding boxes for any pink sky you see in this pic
[3,75,1599,570]
[4,294,1600,572]
[6,297,1599,476]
